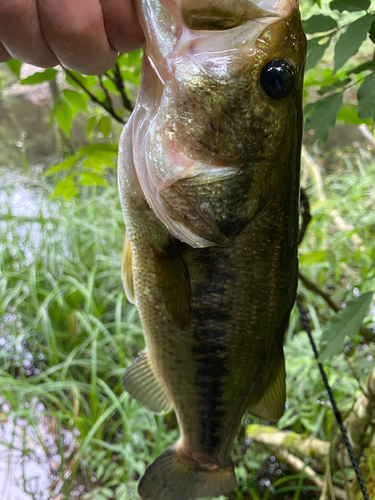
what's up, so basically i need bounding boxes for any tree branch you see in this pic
[98,74,123,122]
[111,62,134,112]
[273,449,347,500]
[247,425,329,466]
[298,272,339,312]
[64,68,125,124]
[247,425,347,499]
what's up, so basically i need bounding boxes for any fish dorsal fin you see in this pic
[152,243,192,330]
[122,350,172,414]
[121,233,135,304]
[249,355,286,421]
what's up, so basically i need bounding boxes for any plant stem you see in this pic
[107,63,134,112]
[64,68,125,124]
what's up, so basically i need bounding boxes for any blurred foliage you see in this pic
[0,0,375,499]
[302,0,375,141]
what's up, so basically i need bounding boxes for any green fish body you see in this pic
[119,1,306,498]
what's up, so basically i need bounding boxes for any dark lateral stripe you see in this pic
[191,290,231,454]
[192,321,229,454]
[194,307,231,325]
[191,248,233,455]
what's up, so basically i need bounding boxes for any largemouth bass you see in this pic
[118,0,306,499]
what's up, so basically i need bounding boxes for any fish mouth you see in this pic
[180,0,299,30]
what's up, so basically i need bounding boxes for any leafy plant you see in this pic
[303,0,375,141]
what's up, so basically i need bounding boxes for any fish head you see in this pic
[168,0,307,165]
[136,0,306,164]
[131,0,306,247]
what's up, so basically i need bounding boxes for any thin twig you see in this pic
[298,272,375,343]
[63,68,125,124]
[104,66,134,112]
[98,74,122,120]
[298,272,339,312]
[112,62,134,112]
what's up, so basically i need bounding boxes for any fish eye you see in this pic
[260,59,295,100]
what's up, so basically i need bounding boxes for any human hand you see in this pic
[0,0,144,75]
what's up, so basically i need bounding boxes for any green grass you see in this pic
[0,176,177,499]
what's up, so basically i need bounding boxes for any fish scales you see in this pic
[118,1,306,499]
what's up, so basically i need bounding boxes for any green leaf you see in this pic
[80,172,109,187]
[95,90,106,102]
[305,37,331,72]
[44,156,77,176]
[83,158,115,170]
[6,59,22,78]
[357,73,375,120]
[101,78,119,94]
[63,89,87,112]
[303,15,337,34]
[82,157,104,173]
[330,0,370,12]
[121,70,140,85]
[333,15,374,74]
[305,93,343,142]
[20,68,58,85]
[98,116,111,137]
[326,250,336,273]
[119,50,143,69]
[78,144,118,156]
[319,292,373,362]
[337,106,372,125]
[56,101,74,139]
[299,250,329,266]
[78,143,118,169]
[86,116,97,136]
[52,174,79,200]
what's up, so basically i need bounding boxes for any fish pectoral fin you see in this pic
[159,167,244,246]
[152,242,192,330]
[249,355,286,421]
[121,233,135,304]
[122,350,172,414]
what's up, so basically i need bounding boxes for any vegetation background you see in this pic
[1,0,375,498]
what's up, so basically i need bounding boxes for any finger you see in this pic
[37,0,118,75]
[0,0,58,67]
[0,42,11,63]
[99,0,144,53]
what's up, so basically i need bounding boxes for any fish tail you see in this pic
[138,445,237,500]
